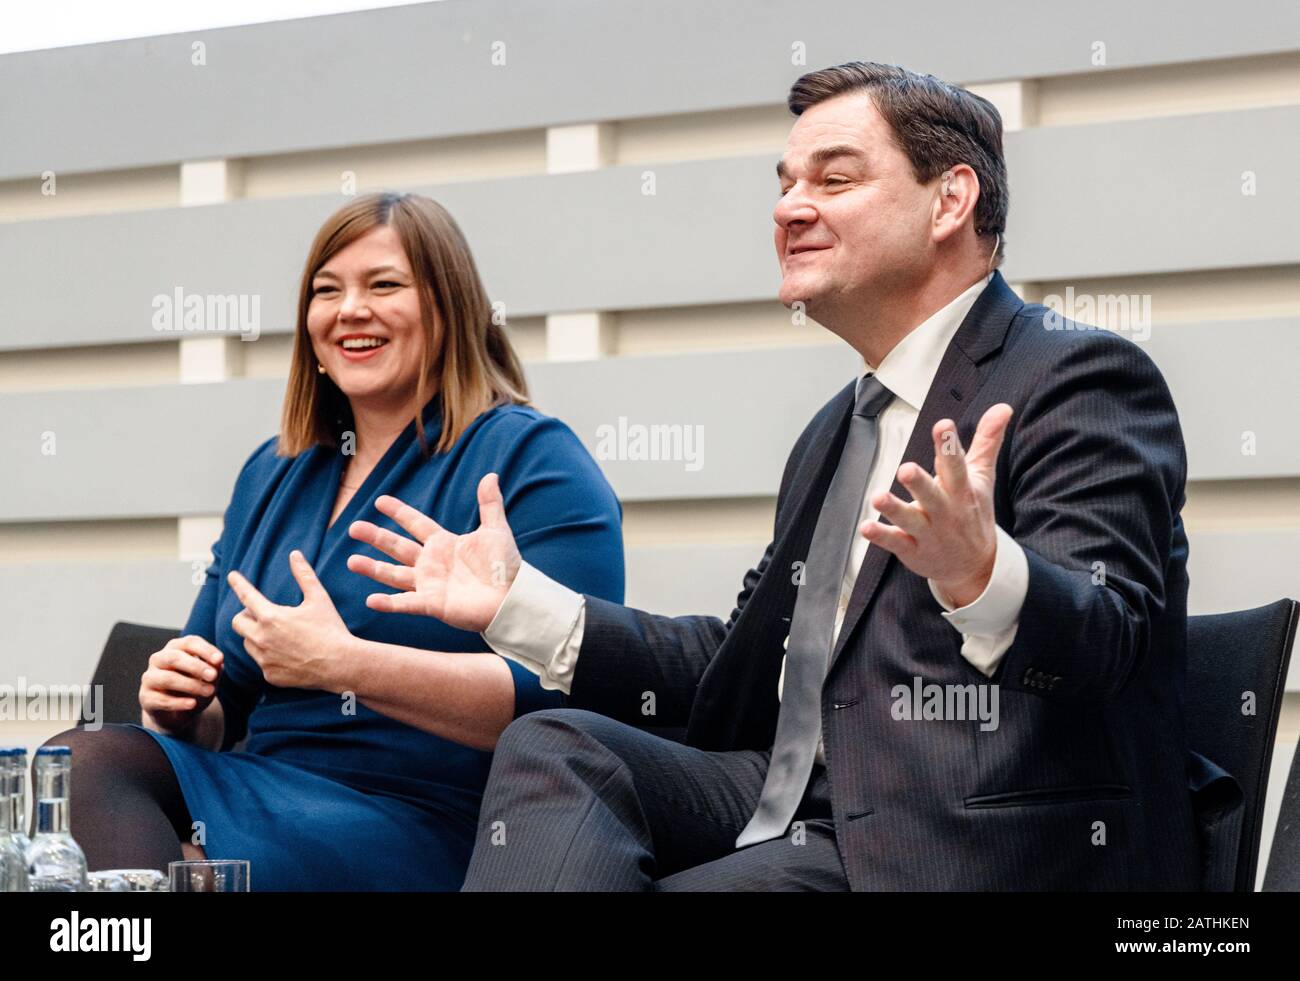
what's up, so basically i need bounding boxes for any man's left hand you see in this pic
[861,403,1014,608]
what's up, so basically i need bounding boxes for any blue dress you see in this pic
[134,396,624,890]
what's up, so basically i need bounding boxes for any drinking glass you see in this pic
[168,860,250,892]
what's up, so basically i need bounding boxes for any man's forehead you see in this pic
[778,93,886,173]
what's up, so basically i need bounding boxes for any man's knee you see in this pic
[496,709,608,754]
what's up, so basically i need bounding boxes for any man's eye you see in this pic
[825,177,850,186]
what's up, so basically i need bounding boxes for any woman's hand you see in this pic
[346,473,520,633]
[226,551,354,693]
[139,634,224,737]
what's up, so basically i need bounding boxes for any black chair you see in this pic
[1185,599,1299,891]
[1264,744,1300,891]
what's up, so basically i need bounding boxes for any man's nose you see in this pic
[774,185,817,229]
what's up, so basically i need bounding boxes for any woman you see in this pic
[46,192,624,890]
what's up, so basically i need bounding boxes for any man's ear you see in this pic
[932,163,980,245]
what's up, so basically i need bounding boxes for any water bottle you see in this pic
[6,748,31,856]
[26,747,87,892]
[0,749,27,891]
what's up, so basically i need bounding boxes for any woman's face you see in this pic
[307,224,435,412]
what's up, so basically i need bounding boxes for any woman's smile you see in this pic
[336,333,391,363]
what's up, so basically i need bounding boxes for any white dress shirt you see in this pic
[483,274,1029,765]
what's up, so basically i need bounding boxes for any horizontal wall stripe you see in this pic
[1187,530,1300,622]
[4,530,1296,689]
[0,157,776,351]
[1,325,1296,523]
[3,0,1297,181]
[1004,105,1300,280]
[0,347,853,519]
[1035,50,1300,128]
[3,105,1297,353]
[1143,317,1299,480]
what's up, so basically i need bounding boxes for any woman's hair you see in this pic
[278,191,529,457]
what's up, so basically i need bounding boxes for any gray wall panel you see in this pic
[1140,317,1300,481]
[0,157,778,351]
[3,107,1297,354]
[2,324,1297,522]
[0,560,201,691]
[3,0,1297,180]
[0,379,286,520]
[1187,530,1300,626]
[0,346,859,519]
[1003,106,1300,280]
[624,543,765,619]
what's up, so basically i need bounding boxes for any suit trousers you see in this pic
[461,708,849,891]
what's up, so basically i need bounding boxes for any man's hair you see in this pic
[788,62,1008,266]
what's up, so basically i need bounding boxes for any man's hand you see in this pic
[861,403,1013,608]
[227,551,354,692]
[346,472,520,633]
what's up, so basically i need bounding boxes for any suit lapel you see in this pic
[828,272,1023,671]
[828,354,981,669]
[686,381,855,750]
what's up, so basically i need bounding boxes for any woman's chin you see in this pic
[336,378,423,414]
[333,377,393,403]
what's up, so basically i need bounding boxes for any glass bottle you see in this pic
[7,748,31,856]
[26,746,87,892]
[0,749,27,891]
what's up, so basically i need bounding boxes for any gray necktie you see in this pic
[736,374,895,849]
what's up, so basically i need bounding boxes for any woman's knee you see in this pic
[40,723,155,787]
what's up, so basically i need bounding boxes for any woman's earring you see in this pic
[317,363,327,375]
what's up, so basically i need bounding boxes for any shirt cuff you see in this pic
[481,559,585,694]
[928,526,1028,671]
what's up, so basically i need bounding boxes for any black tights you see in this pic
[40,724,194,873]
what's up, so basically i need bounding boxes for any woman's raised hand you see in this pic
[346,472,520,632]
[139,634,224,736]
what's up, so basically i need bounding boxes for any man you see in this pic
[349,62,1199,890]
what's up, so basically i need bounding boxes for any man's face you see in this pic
[774,91,935,320]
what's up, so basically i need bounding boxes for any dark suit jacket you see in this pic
[567,271,1200,890]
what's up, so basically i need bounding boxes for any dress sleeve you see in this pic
[490,413,626,720]
[179,438,273,750]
